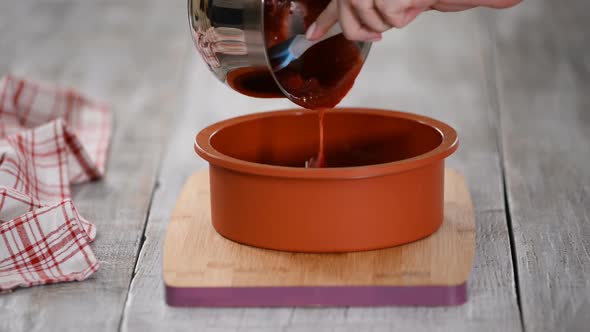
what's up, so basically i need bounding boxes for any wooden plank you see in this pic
[0,1,187,331]
[164,168,474,288]
[124,9,521,331]
[162,168,474,306]
[490,1,590,331]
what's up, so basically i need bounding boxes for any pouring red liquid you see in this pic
[274,32,363,168]
[306,109,327,168]
[230,0,365,168]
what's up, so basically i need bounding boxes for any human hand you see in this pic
[306,0,521,42]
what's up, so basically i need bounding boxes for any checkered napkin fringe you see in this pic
[0,75,111,292]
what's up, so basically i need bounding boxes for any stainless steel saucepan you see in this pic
[187,0,371,99]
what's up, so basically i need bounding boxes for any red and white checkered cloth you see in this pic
[0,75,111,292]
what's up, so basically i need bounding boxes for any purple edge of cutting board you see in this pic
[165,283,467,307]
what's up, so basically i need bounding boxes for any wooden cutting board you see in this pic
[163,169,475,307]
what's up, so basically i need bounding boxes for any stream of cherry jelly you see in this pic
[306,109,327,168]
[230,0,365,167]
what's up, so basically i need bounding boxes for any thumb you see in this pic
[306,0,338,41]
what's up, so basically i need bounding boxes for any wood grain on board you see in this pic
[163,169,474,294]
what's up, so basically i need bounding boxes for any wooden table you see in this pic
[1,1,588,331]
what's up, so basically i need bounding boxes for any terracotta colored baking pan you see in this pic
[194,108,458,252]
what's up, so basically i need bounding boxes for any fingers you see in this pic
[306,1,338,41]
[308,0,433,42]
[434,0,521,10]
[467,0,522,9]
[399,7,426,27]
[432,3,475,12]
[308,0,382,42]
[374,0,409,28]
[307,0,521,42]
[487,0,522,9]
[339,0,383,41]
[348,0,391,32]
